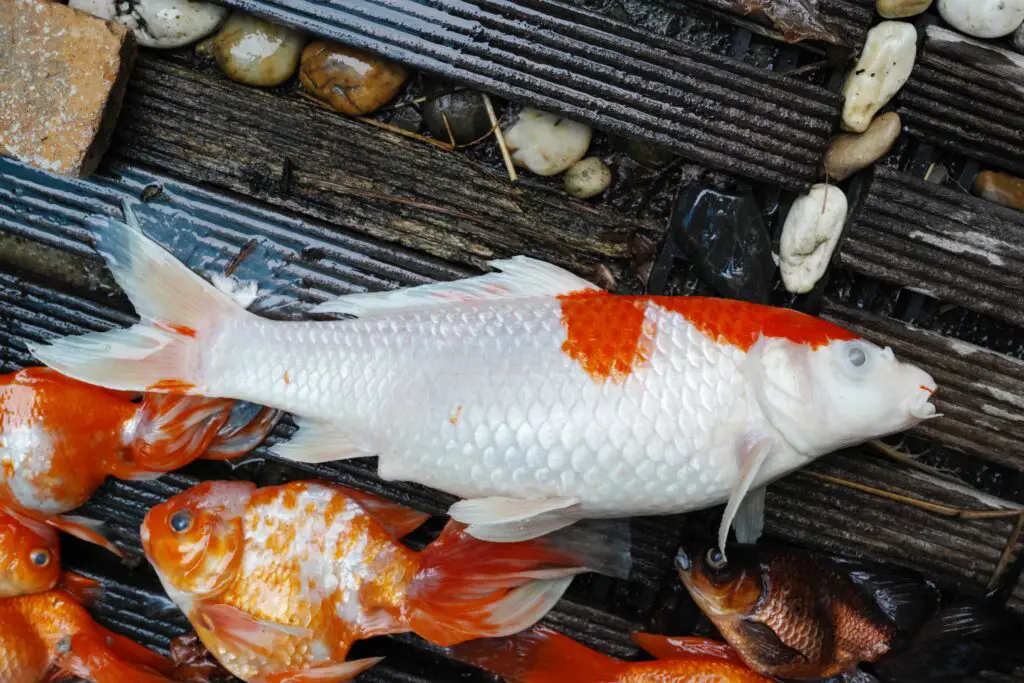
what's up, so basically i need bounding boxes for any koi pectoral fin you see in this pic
[718,434,776,555]
[733,485,767,545]
[252,657,385,683]
[449,497,579,542]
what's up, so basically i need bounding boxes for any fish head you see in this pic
[0,507,61,597]
[675,544,764,619]
[142,480,255,601]
[750,335,937,456]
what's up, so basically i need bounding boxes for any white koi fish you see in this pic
[31,209,938,550]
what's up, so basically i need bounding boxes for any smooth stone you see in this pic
[503,107,592,176]
[780,184,848,294]
[670,186,774,304]
[938,0,1024,39]
[422,87,493,145]
[564,158,612,199]
[877,0,933,18]
[974,170,1024,211]
[1014,23,1024,52]
[824,112,901,181]
[389,106,423,133]
[211,13,304,88]
[70,0,227,48]
[842,21,917,133]
[299,41,407,116]
[615,136,676,169]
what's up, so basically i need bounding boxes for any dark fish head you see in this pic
[675,543,764,619]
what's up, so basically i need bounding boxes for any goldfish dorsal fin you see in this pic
[332,486,431,538]
[311,257,599,318]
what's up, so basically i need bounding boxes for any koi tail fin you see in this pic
[407,520,630,647]
[451,627,622,683]
[117,398,281,477]
[28,209,248,394]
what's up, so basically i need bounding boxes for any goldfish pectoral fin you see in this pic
[630,633,742,663]
[58,572,104,606]
[253,657,385,683]
[718,434,775,555]
[55,632,174,683]
[333,486,431,538]
[732,485,766,545]
[737,619,807,667]
[450,496,578,530]
[98,627,177,677]
[311,256,599,318]
[271,418,368,464]
[196,603,312,659]
[36,512,124,558]
[203,406,283,460]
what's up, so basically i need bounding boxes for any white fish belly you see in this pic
[204,299,763,516]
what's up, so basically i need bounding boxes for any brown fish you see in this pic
[675,544,937,680]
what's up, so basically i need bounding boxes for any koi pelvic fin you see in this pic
[451,627,622,683]
[29,209,248,395]
[406,520,630,647]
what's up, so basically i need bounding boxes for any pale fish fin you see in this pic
[29,208,248,393]
[718,433,776,556]
[37,512,123,558]
[449,496,578,526]
[252,657,385,683]
[271,418,369,464]
[194,603,312,660]
[331,486,431,538]
[311,256,599,317]
[732,485,767,545]
[467,515,579,543]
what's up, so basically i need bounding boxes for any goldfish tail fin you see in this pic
[407,520,630,646]
[28,208,247,394]
[451,627,621,683]
[59,573,104,606]
[56,632,175,683]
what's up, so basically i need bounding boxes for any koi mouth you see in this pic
[907,385,939,421]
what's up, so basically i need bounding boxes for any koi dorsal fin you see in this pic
[311,257,599,318]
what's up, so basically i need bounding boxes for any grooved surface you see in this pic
[823,302,1024,471]
[841,166,1024,326]
[214,0,841,189]
[898,25,1024,177]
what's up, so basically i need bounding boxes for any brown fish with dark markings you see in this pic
[675,544,935,680]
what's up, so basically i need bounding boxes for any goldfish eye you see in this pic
[30,549,51,568]
[705,547,727,571]
[170,510,194,534]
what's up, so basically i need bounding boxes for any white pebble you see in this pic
[70,0,227,48]
[842,21,917,133]
[564,157,611,199]
[938,0,1024,39]
[779,184,848,294]
[503,107,592,176]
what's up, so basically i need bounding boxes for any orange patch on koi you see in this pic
[449,405,463,426]
[557,291,652,383]
[157,320,198,338]
[283,371,291,385]
[147,379,197,392]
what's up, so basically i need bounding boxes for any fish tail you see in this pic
[28,209,248,394]
[406,520,630,646]
[450,627,622,683]
[118,398,280,476]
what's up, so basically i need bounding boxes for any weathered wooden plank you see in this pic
[822,301,1024,471]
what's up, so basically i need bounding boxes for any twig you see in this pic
[356,116,454,151]
[805,471,1024,520]
[868,439,965,485]
[440,111,457,147]
[483,93,517,183]
[454,121,498,149]
[989,511,1024,590]
[779,60,830,76]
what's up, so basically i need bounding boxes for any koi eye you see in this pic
[848,346,867,368]
[705,547,727,571]
[170,510,194,534]
[30,549,51,568]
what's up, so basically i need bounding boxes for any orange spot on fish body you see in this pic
[156,320,197,338]
[557,292,858,382]
[449,405,463,426]
[146,379,197,392]
[283,371,291,385]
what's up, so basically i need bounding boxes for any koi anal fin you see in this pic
[448,496,579,542]
[451,627,622,683]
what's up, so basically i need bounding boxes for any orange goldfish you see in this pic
[453,627,773,682]
[0,573,183,683]
[0,367,279,554]
[141,480,628,682]
[0,505,60,598]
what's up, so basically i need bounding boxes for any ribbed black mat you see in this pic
[212,0,841,189]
